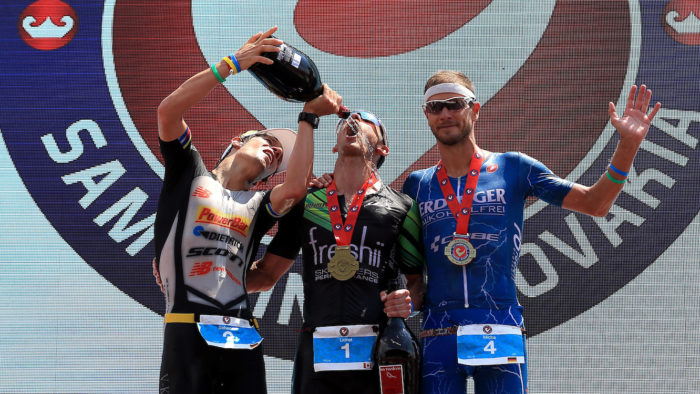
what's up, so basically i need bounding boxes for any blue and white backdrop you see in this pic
[1,1,698,392]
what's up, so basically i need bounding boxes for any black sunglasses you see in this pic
[422,97,474,114]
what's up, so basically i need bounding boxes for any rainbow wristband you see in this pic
[608,163,629,177]
[211,64,225,83]
[605,171,626,184]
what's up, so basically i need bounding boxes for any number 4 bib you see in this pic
[457,324,525,366]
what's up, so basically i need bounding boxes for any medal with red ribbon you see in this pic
[325,173,378,280]
[436,149,484,265]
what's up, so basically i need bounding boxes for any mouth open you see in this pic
[345,119,361,137]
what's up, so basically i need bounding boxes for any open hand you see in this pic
[608,84,661,144]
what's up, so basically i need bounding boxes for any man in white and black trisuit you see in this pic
[154,27,342,394]
[248,110,424,394]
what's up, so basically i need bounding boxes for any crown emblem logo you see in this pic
[22,16,74,39]
[665,11,700,34]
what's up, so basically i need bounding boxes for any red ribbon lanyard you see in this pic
[326,173,378,246]
[435,149,484,236]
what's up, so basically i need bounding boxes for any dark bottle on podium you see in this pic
[374,278,421,394]
[248,38,323,102]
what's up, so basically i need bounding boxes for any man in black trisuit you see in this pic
[154,27,342,394]
[248,110,424,394]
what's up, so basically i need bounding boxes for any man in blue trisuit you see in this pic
[402,70,661,394]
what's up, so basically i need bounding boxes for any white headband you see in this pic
[423,83,476,103]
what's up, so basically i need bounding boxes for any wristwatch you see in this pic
[298,112,320,129]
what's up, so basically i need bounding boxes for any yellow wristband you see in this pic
[222,56,237,75]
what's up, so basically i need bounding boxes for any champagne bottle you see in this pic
[374,278,421,394]
[248,37,323,102]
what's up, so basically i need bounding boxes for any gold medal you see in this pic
[327,246,359,281]
[444,235,476,266]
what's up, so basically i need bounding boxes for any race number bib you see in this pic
[196,315,262,350]
[312,324,378,371]
[457,324,525,366]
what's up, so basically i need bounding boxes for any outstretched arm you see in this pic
[269,86,343,215]
[562,85,661,217]
[157,27,283,142]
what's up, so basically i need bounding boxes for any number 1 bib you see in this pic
[312,324,378,371]
[456,324,525,366]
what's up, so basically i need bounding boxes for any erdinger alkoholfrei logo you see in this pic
[1,0,698,363]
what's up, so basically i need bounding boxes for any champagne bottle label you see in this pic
[275,44,302,69]
[379,365,405,394]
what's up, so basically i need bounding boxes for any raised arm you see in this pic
[562,85,661,217]
[269,86,343,215]
[157,27,283,142]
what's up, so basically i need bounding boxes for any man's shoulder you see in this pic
[379,184,414,207]
[495,151,539,162]
[407,166,436,178]
[404,166,437,189]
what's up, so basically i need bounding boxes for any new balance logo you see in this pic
[189,261,212,276]
[192,186,212,198]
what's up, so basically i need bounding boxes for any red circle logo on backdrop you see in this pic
[19,0,77,51]
[662,0,700,45]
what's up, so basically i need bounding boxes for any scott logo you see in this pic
[186,247,243,266]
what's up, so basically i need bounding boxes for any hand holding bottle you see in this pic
[374,279,421,394]
[381,289,412,319]
[232,27,283,71]
[302,84,343,117]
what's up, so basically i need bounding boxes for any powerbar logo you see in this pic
[195,206,250,236]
